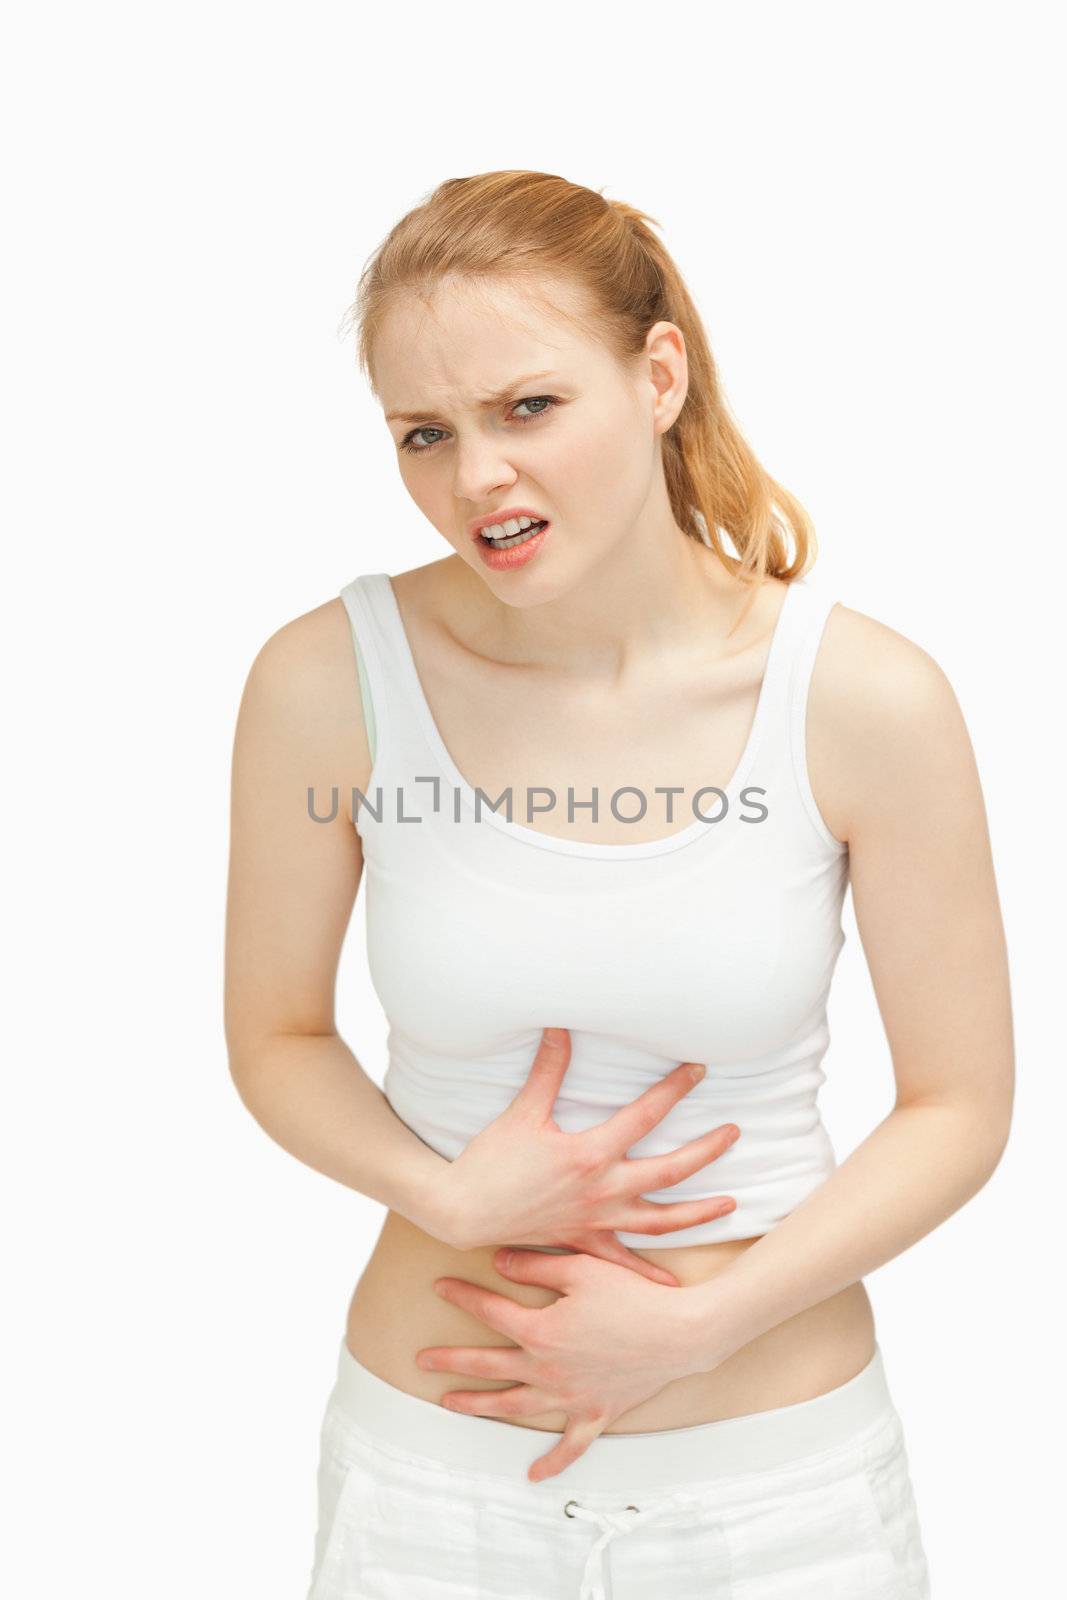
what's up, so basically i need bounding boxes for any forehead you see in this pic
[375,275,607,417]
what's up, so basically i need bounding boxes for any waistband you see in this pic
[326,1337,896,1494]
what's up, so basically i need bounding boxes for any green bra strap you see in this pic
[352,628,377,765]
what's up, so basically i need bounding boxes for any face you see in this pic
[373,274,686,602]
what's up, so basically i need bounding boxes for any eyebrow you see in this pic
[385,371,561,424]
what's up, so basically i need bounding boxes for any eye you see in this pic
[398,395,559,455]
[512,395,555,421]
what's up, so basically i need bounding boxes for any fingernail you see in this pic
[497,1249,513,1271]
[688,1064,705,1082]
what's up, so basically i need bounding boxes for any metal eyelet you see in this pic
[562,1498,641,1517]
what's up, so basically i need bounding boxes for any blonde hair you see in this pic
[341,170,817,590]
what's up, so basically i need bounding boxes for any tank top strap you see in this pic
[338,571,432,774]
[728,573,823,753]
[769,574,839,717]
[783,576,839,719]
[766,574,844,855]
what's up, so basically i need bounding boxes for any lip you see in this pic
[468,506,550,541]
[474,521,550,571]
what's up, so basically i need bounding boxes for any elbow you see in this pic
[895,1090,1014,1189]
[225,1028,270,1105]
[224,1009,279,1099]
[967,1099,1014,1192]
[983,1108,1013,1179]
[227,1049,258,1108]
[226,1024,337,1105]
[981,1072,1016,1177]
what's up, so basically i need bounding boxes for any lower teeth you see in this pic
[485,522,545,549]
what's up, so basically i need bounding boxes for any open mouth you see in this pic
[481,519,548,549]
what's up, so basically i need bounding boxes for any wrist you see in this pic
[397,1154,471,1248]
[670,1274,748,1378]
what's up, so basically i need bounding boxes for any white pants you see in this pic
[307,1338,931,1599]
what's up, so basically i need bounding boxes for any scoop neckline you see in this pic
[375,571,801,860]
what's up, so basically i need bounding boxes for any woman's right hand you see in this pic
[437,1027,741,1288]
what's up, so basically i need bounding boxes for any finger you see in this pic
[578,1235,681,1288]
[442,1384,557,1419]
[621,1193,738,1236]
[433,1278,539,1344]
[509,1027,572,1121]
[622,1122,741,1191]
[491,1249,585,1293]
[527,1414,607,1483]
[593,1061,709,1154]
[416,1344,530,1383]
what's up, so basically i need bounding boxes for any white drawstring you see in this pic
[563,1491,708,1600]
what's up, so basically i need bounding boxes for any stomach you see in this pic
[344,1209,877,1433]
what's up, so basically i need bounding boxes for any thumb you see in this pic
[512,1026,571,1118]
[527,1413,605,1483]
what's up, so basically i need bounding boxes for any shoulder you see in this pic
[814,598,957,726]
[239,594,356,717]
[806,596,975,848]
[233,591,372,798]
[237,555,451,726]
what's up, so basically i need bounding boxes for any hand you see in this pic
[438,1027,741,1288]
[420,1248,710,1482]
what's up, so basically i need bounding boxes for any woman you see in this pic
[225,172,1013,1599]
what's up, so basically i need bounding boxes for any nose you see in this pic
[450,439,518,506]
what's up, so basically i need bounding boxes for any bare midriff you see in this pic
[344,1210,876,1434]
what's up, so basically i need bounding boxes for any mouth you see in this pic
[469,507,550,543]
[473,517,551,571]
[477,518,549,550]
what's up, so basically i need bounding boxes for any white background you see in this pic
[3,3,1062,1594]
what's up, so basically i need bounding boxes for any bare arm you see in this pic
[224,598,461,1243]
[677,605,1016,1369]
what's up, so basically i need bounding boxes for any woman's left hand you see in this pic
[418,1248,707,1482]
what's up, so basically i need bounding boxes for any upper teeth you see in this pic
[482,516,540,539]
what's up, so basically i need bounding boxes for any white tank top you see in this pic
[339,571,849,1247]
